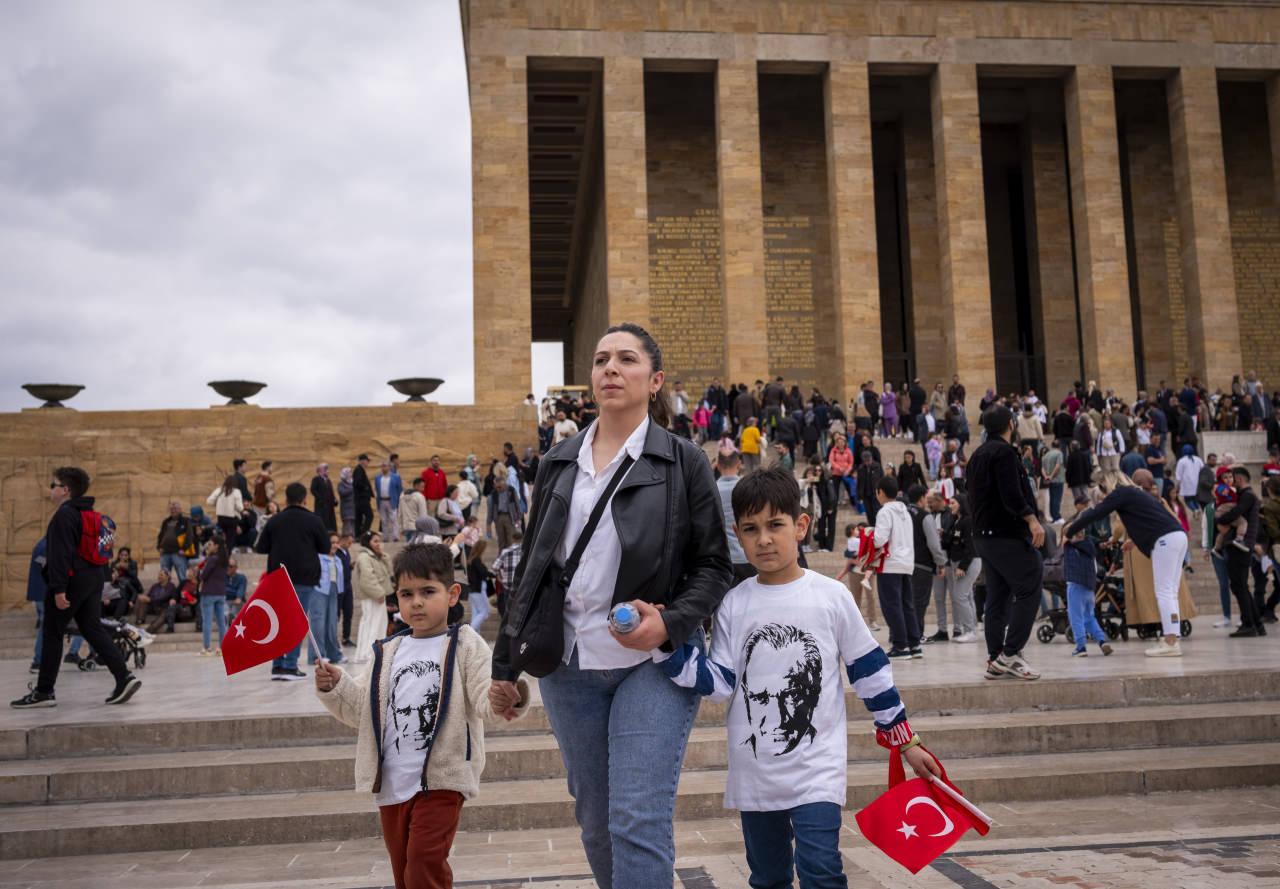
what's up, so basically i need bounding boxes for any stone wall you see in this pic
[0,404,536,611]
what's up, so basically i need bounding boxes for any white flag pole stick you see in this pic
[281,564,325,665]
[928,774,993,827]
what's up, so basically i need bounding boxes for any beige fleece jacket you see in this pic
[317,624,529,800]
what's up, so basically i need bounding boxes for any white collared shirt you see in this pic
[559,415,650,670]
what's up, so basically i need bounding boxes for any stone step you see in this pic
[4,667,1276,762]
[3,741,1277,858]
[3,700,1275,806]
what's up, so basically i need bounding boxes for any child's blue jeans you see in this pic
[1066,581,1108,650]
[740,802,847,888]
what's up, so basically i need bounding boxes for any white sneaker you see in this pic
[1213,618,1232,628]
[993,652,1041,680]
[952,631,979,643]
[1145,640,1183,657]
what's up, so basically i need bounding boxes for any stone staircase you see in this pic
[2,657,1277,859]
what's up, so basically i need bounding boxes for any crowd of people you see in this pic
[12,313,1280,889]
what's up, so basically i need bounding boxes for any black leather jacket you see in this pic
[492,420,732,681]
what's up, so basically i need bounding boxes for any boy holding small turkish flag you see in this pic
[650,467,944,887]
[314,543,530,889]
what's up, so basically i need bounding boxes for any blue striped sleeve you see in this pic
[846,646,908,733]
[657,643,737,702]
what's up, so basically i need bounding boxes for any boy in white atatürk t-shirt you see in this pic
[314,543,529,889]
[654,467,941,887]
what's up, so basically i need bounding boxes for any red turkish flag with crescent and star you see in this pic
[855,750,990,874]
[220,567,310,675]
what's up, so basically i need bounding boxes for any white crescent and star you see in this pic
[903,795,955,838]
[242,599,280,645]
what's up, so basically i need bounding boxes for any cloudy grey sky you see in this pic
[0,0,562,413]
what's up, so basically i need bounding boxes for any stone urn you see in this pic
[21,383,84,408]
[388,377,443,402]
[208,380,267,405]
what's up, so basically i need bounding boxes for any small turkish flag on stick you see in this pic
[221,566,311,676]
[855,747,991,874]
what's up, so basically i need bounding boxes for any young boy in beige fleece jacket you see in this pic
[315,542,529,889]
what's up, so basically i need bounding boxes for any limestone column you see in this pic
[1028,109,1081,404]
[470,55,532,406]
[824,61,882,403]
[1063,66,1138,399]
[603,57,650,328]
[902,104,945,387]
[930,64,997,392]
[716,60,769,384]
[1266,75,1280,208]
[1167,67,1242,390]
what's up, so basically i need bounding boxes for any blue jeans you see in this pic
[200,596,227,649]
[1066,582,1107,651]
[160,552,188,582]
[32,600,45,665]
[273,584,316,671]
[877,572,920,651]
[306,585,343,664]
[1212,550,1232,619]
[538,643,702,889]
[1047,482,1064,522]
[740,802,847,889]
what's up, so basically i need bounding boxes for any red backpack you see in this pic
[77,510,116,566]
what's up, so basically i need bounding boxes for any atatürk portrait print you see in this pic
[389,659,442,753]
[740,623,822,758]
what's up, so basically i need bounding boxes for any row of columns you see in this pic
[469,56,1248,406]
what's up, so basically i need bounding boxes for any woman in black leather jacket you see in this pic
[489,323,731,889]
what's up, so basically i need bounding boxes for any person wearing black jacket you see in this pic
[255,483,330,680]
[967,405,1046,680]
[1214,466,1265,638]
[13,467,140,709]
[335,533,355,646]
[310,464,337,533]
[351,454,374,538]
[488,323,730,889]
[1065,469,1190,654]
[939,493,980,642]
[1065,441,1093,502]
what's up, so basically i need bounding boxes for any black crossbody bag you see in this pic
[510,455,635,678]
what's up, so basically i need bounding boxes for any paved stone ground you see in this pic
[3,788,1278,888]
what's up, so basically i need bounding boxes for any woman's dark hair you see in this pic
[903,449,915,463]
[445,484,458,498]
[730,466,802,521]
[222,474,237,495]
[603,322,672,429]
[53,466,90,499]
[360,530,380,548]
[468,537,489,565]
[392,542,455,588]
[954,492,972,519]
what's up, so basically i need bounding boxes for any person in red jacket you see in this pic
[420,454,449,515]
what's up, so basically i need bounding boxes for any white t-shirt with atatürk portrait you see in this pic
[718,571,874,812]
[376,633,447,806]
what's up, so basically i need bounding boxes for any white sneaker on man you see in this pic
[1212,618,1232,628]
[1145,639,1183,657]
[952,631,978,643]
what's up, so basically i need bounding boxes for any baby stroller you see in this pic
[68,618,153,671]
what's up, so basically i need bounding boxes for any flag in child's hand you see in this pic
[221,567,309,675]
[855,746,991,874]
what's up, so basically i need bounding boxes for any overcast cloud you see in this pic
[0,0,561,412]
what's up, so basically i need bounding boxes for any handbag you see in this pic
[510,454,635,678]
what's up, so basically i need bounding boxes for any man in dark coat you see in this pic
[310,463,338,533]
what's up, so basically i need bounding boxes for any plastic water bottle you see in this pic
[609,602,641,634]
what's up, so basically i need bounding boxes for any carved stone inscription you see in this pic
[764,215,819,383]
[648,208,725,386]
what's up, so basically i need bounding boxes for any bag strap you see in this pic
[560,454,635,586]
